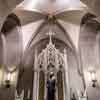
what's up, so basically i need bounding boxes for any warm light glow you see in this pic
[87,67,97,87]
[91,72,96,81]
[87,70,96,81]
[3,70,18,86]
[11,71,18,84]
[0,68,3,85]
[7,73,11,81]
[87,71,92,82]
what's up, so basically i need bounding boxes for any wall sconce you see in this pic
[5,72,11,88]
[3,65,18,88]
[88,68,97,88]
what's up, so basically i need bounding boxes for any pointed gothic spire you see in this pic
[49,31,52,44]
[48,29,55,45]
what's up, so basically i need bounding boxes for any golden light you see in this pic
[88,67,97,88]
[2,68,18,88]
[0,67,3,86]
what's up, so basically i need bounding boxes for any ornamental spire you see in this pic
[47,29,55,45]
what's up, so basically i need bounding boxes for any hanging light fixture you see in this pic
[2,65,18,88]
[5,72,11,88]
[88,67,97,88]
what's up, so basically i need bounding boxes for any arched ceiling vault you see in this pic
[80,0,100,16]
[24,17,76,53]
[23,37,71,67]
[80,0,100,24]
[0,0,23,31]
[1,0,98,51]
[13,0,88,51]
[1,0,100,51]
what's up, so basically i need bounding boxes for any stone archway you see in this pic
[33,35,66,100]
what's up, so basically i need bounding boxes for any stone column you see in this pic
[44,49,47,100]
[77,48,86,90]
[96,32,100,65]
[63,49,70,100]
[33,48,39,100]
[1,34,7,86]
[1,34,7,65]
[44,72,47,100]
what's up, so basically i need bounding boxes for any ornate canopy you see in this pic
[38,32,64,71]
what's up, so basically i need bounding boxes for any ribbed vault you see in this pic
[13,0,87,51]
[26,18,75,51]
[23,37,73,67]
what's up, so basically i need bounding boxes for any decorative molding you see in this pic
[37,32,64,71]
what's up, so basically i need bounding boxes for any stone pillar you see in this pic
[44,72,47,100]
[1,34,7,65]
[77,48,86,90]
[15,89,24,100]
[33,71,39,100]
[33,48,39,100]
[63,49,70,100]
[96,32,100,65]
[20,90,24,100]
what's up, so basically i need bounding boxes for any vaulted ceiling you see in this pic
[0,1,100,100]
[81,0,100,16]
[0,0,23,30]
[1,0,100,51]
[13,0,87,51]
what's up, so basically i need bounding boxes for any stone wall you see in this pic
[79,19,100,100]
